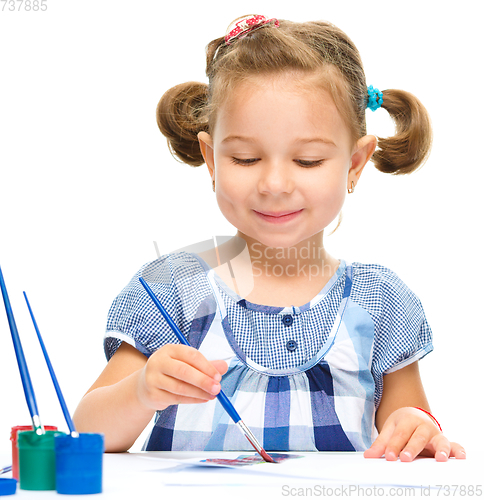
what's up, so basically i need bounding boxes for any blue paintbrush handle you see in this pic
[0,266,42,433]
[139,278,190,347]
[0,465,12,475]
[138,277,241,423]
[215,388,241,423]
[23,292,77,436]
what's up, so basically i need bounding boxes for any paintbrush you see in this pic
[0,266,44,436]
[23,292,79,437]
[138,277,275,463]
[0,465,12,476]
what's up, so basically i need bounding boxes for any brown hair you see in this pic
[156,18,432,174]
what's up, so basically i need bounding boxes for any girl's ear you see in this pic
[348,135,377,187]
[198,132,215,180]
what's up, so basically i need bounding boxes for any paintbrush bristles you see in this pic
[236,420,275,463]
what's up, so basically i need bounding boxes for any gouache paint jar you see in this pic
[10,425,57,481]
[17,429,65,490]
[54,433,104,495]
[0,478,17,496]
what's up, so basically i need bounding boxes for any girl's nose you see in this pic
[257,161,295,195]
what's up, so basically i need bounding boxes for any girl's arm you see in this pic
[73,342,227,452]
[364,361,466,461]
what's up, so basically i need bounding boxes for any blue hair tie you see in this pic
[367,85,383,111]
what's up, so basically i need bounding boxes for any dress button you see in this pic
[282,315,293,326]
[286,340,298,352]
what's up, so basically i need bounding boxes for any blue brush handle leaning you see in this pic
[138,277,241,424]
[23,292,78,436]
[0,266,42,433]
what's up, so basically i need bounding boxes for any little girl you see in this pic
[73,15,465,462]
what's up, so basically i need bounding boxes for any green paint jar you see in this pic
[17,430,65,490]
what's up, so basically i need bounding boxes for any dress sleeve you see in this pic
[104,253,206,360]
[371,267,433,377]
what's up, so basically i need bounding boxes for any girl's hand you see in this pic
[364,407,466,462]
[137,344,228,411]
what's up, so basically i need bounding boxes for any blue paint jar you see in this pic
[0,478,17,496]
[54,433,104,495]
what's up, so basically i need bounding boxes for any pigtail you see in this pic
[373,89,432,175]
[156,82,209,167]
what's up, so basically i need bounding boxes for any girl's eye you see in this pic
[230,157,325,167]
[295,159,325,167]
[230,157,260,165]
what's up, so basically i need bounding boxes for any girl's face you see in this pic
[198,73,375,249]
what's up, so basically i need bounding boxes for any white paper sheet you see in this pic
[127,451,482,489]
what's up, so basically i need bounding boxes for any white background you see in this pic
[0,0,482,457]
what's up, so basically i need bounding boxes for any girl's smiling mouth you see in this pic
[254,209,304,223]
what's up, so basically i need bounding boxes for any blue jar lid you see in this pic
[0,478,17,496]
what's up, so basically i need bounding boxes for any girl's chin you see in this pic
[238,232,315,250]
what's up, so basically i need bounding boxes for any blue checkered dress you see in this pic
[105,252,433,452]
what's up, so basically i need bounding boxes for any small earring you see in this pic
[212,179,215,192]
[347,181,355,194]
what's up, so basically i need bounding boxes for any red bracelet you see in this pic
[414,407,442,432]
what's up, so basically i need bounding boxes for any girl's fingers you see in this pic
[417,436,466,462]
[140,345,228,408]
[211,359,229,376]
[168,345,224,382]
[385,423,433,461]
[363,440,386,459]
[157,372,218,402]
[139,367,215,410]
[162,357,221,396]
[151,345,223,393]
[380,428,414,461]
[433,434,451,462]
[364,422,395,459]
[449,442,466,460]
[400,428,445,462]
[365,407,466,463]
[369,429,466,463]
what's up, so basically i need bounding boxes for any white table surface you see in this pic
[1,450,482,499]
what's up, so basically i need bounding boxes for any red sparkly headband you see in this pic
[225,14,279,45]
